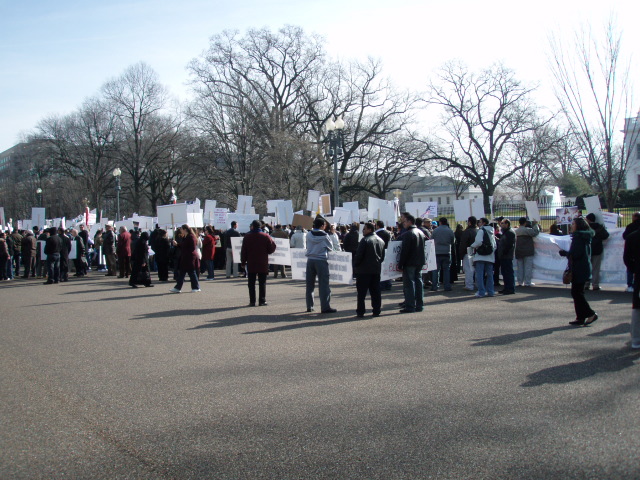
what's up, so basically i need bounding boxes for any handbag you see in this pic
[562,267,572,284]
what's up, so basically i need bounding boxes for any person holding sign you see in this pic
[241,220,276,306]
[398,214,426,313]
[354,222,385,317]
[515,217,540,287]
[305,218,336,313]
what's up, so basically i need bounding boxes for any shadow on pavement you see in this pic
[521,348,640,387]
[242,314,369,334]
[587,322,630,337]
[471,325,575,346]
[133,307,236,320]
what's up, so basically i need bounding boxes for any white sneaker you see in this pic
[191,289,201,293]
[626,286,634,293]
[474,293,486,298]
[169,288,181,293]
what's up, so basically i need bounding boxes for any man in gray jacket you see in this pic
[515,217,540,287]
[430,217,455,291]
[354,222,386,317]
[305,218,336,313]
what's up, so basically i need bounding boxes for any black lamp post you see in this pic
[36,187,43,207]
[324,116,345,211]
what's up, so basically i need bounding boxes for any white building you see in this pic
[412,177,483,214]
[624,115,640,190]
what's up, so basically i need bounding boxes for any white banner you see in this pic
[237,195,253,214]
[32,208,46,228]
[380,239,437,281]
[268,237,291,266]
[230,236,243,263]
[405,202,438,219]
[213,208,229,229]
[227,213,259,233]
[204,200,217,223]
[290,249,353,285]
[307,190,321,213]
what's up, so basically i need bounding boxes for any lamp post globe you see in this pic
[112,168,122,220]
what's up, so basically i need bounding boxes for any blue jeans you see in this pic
[432,254,451,290]
[306,258,331,311]
[46,253,61,282]
[500,258,515,293]
[205,259,215,279]
[175,269,200,291]
[475,261,494,296]
[402,265,424,311]
[6,255,14,279]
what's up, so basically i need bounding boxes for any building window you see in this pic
[438,197,441,204]
[461,196,464,200]
[429,197,433,202]
[446,197,450,204]
[637,143,640,160]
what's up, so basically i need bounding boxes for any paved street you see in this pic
[1,272,639,479]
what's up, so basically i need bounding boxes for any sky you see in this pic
[1,0,638,151]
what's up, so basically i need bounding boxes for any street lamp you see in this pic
[325,116,345,211]
[112,168,121,220]
[170,187,177,204]
[36,188,43,207]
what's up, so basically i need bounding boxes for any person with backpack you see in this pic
[471,217,497,298]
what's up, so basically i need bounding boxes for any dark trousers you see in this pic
[73,258,86,276]
[46,253,60,282]
[205,259,215,279]
[60,256,69,281]
[248,272,267,304]
[571,282,595,320]
[175,269,200,291]
[402,265,424,311]
[500,258,515,293]
[22,255,35,277]
[119,255,131,277]
[356,273,382,316]
[156,259,169,281]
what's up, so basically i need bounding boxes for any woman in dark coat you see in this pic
[169,225,201,293]
[559,217,597,326]
[151,229,171,282]
[129,232,153,288]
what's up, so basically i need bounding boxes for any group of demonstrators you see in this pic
[1,209,638,349]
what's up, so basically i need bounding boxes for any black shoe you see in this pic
[498,290,515,295]
[259,302,268,306]
[356,313,365,318]
[398,302,406,307]
[306,307,314,312]
[399,308,416,314]
[249,302,256,307]
[43,281,53,285]
[145,284,154,287]
[53,281,58,284]
[321,308,337,314]
[372,312,381,317]
[585,313,598,325]
[569,319,586,326]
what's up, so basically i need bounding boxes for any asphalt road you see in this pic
[1,271,639,479]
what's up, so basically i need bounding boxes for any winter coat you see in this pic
[399,226,425,268]
[201,234,217,261]
[375,228,391,249]
[354,233,386,275]
[21,233,37,257]
[342,228,361,255]
[497,228,515,260]
[588,222,609,256]
[305,230,333,260]
[290,229,306,249]
[431,225,455,256]
[241,229,276,273]
[471,225,496,264]
[560,229,593,284]
[515,224,540,259]
[102,230,116,254]
[459,226,478,259]
[623,229,640,309]
[117,231,132,257]
[179,234,200,272]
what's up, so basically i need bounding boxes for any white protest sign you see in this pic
[524,201,541,222]
[237,195,253,214]
[88,209,97,225]
[115,219,135,231]
[583,196,602,215]
[157,203,189,226]
[556,206,579,225]
[275,200,294,226]
[204,200,217,223]
[32,208,46,228]
[380,239,437,281]
[230,236,243,263]
[227,213,259,233]
[38,240,47,260]
[342,201,359,220]
[405,202,438,219]
[601,212,619,230]
[359,209,369,223]
[333,207,353,225]
[268,237,292,266]
[471,198,484,219]
[307,190,320,213]
[266,199,284,214]
[320,194,331,215]
[0,207,5,227]
[290,249,353,285]
[186,211,204,228]
[213,208,229,229]
[368,197,396,227]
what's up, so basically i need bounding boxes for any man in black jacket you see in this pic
[223,221,242,278]
[354,222,386,317]
[497,219,516,295]
[375,220,392,291]
[398,213,426,313]
[44,227,62,284]
[58,227,72,282]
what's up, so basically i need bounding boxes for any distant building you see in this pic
[624,115,640,190]
[411,177,483,214]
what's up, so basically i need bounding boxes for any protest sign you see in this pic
[38,240,47,260]
[380,239,437,281]
[368,197,396,227]
[237,195,253,214]
[307,190,320,213]
[524,201,541,222]
[275,200,294,225]
[292,214,314,230]
[601,212,619,230]
[230,236,243,263]
[320,194,331,215]
[186,211,204,228]
[405,202,438,219]
[556,206,579,225]
[157,203,188,226]
[213,208,229,229]
[0,207,4,227]
[583,196,602,215]
[268,238,291,266]
[266,199,284,214]
[342,201,359,220]
[290,249,353,284]
[32,208,45,228]
[204,200,217,223]
[333,207,353,225]
[227,213,259,233]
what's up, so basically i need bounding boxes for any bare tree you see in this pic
[423,62,553,213]
[549,18,638,210]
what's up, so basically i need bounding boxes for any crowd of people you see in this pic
[1,211,638,348]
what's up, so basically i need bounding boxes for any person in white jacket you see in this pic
[290,226,307,249]
[471,217,497,298]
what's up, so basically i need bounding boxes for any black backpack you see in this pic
[476,228,493,256]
